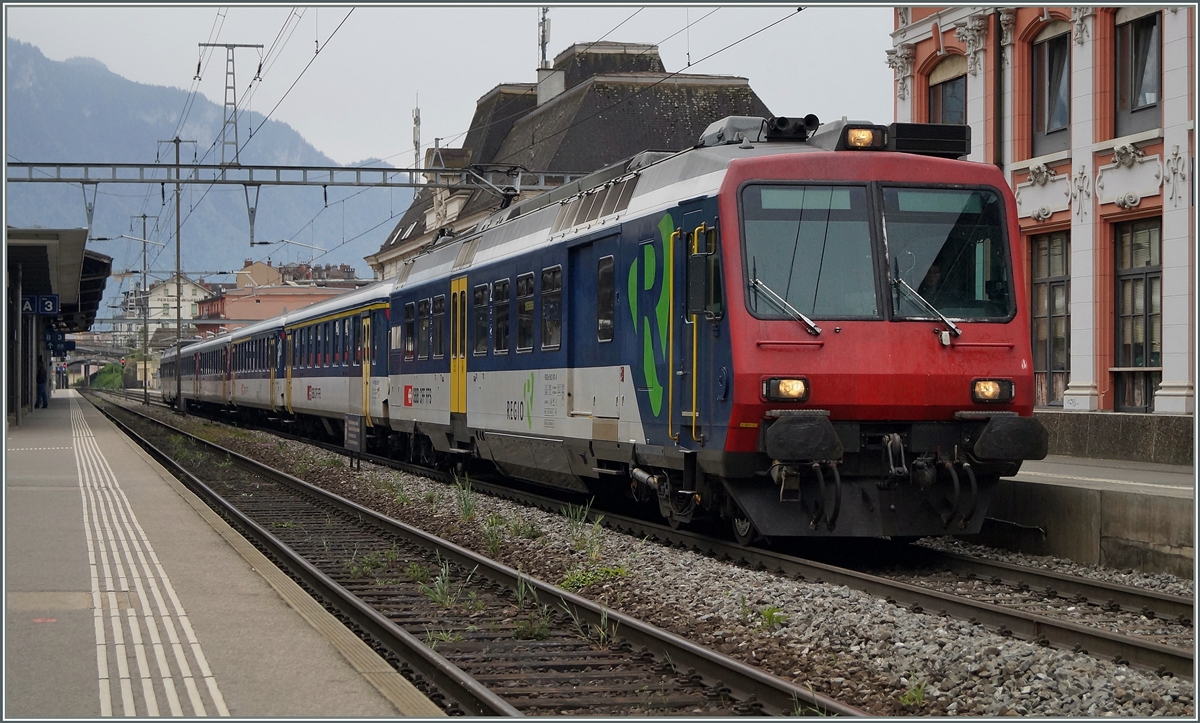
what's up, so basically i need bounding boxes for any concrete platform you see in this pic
[978,455,1195,579]
[5,390,443,717]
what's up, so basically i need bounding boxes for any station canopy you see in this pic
[6,227,111,332]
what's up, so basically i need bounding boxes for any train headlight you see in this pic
[842,125,885,149]
[972,379,1014,403]
[846,128,875,147]
[763,378,809,402]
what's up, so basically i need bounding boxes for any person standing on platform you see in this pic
[35,356,49,408]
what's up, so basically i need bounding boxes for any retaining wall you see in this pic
[1036,410,1194,466]
[979,479,1194,579]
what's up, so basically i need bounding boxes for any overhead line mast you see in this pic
[197,43,264,166]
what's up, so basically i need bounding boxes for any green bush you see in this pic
[91,363,125,390]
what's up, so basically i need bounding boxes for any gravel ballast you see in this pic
[127,406,1196,717]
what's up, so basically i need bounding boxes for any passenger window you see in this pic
[432,295,446,358]
[473,284,490,355]
[417,299,431,360]
[494,279,510,354]
[597,256,615,342]
[516,273,535,351]
[404,303,416,362]
[541,266,562,350]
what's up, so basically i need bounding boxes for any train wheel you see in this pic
[731,511,757,546]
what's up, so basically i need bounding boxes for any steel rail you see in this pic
[93,396,866,717]
[599,520,1195,681]
[917,547,1195,624]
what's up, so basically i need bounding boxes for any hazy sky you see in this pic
[5,4,896,167]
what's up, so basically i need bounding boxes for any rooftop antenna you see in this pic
[539,7,551,69]
[412,97,421,185]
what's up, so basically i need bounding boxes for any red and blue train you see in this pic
[162,115,1048,542]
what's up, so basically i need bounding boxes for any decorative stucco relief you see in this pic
[1096,145,1163,208]
[885,44,915,101]
[1071,165,1092,220]
[1015,163,1071,221]
[954,14,988,76]
[1164,145,1189,207]
[1071,7,1094,45]
[999,8,1016,45]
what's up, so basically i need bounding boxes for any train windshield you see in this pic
[883,186,1014,321]
[741,184,880,319]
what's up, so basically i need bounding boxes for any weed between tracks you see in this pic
[453,474,476,521]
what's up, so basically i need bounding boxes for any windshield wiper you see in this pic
[751,276,822,336]
[892,275,962,338]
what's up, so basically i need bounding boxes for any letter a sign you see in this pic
[20,296,36,314]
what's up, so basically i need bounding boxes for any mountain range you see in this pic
[5,39,411,315]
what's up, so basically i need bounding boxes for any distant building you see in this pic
[236,258,362,289]
[194,285,352,336]
[365,41,772,278]
[888,7,1194,415]
[115,273,212,349]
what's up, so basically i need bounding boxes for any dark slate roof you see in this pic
[490,73,771,172]
[377,49,771,256]
[552,41,666,91]
[462,84,537,166]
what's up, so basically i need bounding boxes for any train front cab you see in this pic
[706,122,1048,542]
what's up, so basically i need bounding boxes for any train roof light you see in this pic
[808,119,972,159]
[843,126,886,150]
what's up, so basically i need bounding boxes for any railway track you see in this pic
[92,390,1194,681]
[475,486,1195,681]
[88,393,863,716]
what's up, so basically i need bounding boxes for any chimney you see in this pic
[537,66,565,106]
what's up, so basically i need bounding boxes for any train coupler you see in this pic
[882,433,908,484]
[769,462,802,502]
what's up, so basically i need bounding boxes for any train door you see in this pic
[372,308,389,420]
[192,352,200,399]
[284,330,294,414]
[230,344,238,406]
[450,276,468,414]
[568,234,622,424]
[359,312,373,426]
[268,335,278,412]
[676,205,709,446]
[223,346,230,404]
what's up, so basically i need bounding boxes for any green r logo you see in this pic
[626,214,676,417]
